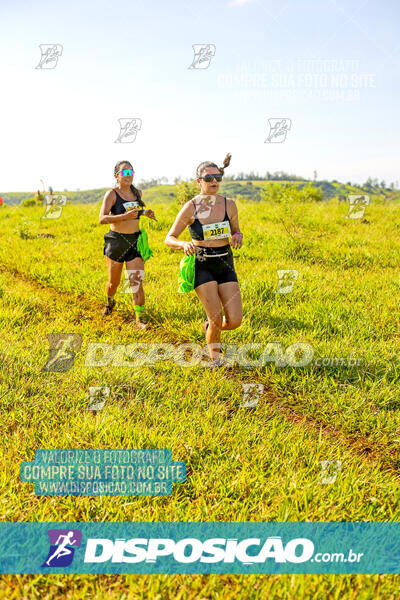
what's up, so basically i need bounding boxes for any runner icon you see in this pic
[44,334,77,371]
[45,531,77,566]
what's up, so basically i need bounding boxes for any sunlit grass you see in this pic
[1,197,399,597]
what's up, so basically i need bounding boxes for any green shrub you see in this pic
[175,181,199,205]
[23,197,37,207]
[261,181,323,203]
[17,219,35,239]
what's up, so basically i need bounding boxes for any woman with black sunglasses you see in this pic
[99,160,157,329]
[165,153,243,367]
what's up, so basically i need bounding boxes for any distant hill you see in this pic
[1,180,399,206]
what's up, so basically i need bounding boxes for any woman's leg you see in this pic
[217,281,243,331]
[195,281,223,361]
[104,257,124,315]
[125,256,146,328]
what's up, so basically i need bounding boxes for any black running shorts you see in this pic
[103,231,142,263]
[194,244,238,288]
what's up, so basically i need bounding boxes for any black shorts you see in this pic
[194,244,238,288]
[103,231,142,263]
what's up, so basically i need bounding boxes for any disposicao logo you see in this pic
[41,532,315,567]
[42,529,82,568]
[83,536,314,564]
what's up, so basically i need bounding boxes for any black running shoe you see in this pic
[102,298,116,316]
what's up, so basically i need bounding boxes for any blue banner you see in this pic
[0,522,399,574]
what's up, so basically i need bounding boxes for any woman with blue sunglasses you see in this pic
[99,160,157,329]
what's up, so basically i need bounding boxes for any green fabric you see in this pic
[178,253,196,293]
[137,229,153,262]
[134,305,144,315]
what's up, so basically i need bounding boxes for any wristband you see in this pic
[233,232,243,236]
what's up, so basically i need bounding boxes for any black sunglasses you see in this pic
[199,174,223,182]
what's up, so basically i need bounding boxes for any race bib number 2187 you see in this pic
[202,220,231,240]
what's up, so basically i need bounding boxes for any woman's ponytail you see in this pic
[218,153,232,175]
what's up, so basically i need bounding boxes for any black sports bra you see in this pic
[188,196,230,241]
[110,188,143,217]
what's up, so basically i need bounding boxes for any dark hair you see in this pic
[196,153,232,178]
[114,160,145,207]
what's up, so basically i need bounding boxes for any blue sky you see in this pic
[1,0,399,192]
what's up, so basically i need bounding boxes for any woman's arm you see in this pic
[227,197,243,249]
[164,202,196,254]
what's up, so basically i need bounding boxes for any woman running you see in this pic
[165,154,243,367]
[99,160,157,329]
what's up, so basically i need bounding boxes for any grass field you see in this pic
[1,194,399,598]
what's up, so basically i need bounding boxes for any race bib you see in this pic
[123,201,140,211]
[202,220,231,240]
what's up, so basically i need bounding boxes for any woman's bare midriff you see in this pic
[110,222,141,234]
[192,240,230,248]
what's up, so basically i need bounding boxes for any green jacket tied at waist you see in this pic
[137,229,153,262]
[178,253,195,293]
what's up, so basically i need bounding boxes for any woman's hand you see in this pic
[124,209,140,220]
[230,232,243,249]
[145,209,157,221]
[183,241,196,256]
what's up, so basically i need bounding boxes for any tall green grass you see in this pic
[0,197,399,598]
